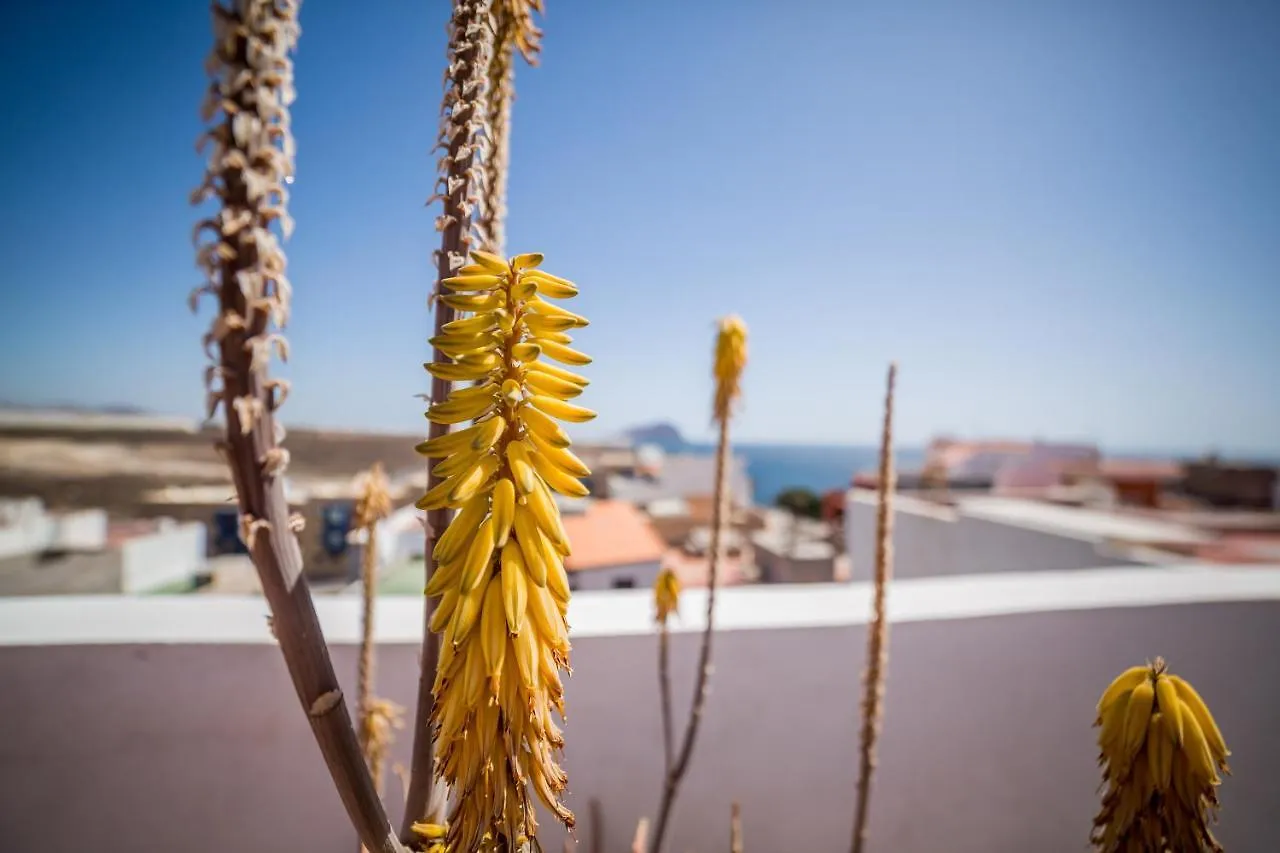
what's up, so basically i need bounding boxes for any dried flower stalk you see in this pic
[478,1,543,254]
[353,464,403,853]
[850,362,897,853]
[416,250,591,850]
[478,2,542,252]
[651,316,748,853]
[1093,658,1231,851]
[190,2,403,851]
[479,27,512,255]
[404,0,497,839]
[729,802,743,853]
[355,462,394,762]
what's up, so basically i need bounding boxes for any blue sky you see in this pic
[1,0,1277,454]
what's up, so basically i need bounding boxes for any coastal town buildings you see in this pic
[0,497,206,596]
[4,410,1279,597]
[2,414,1279,853]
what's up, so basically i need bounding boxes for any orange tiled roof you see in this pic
[562,500,667,572]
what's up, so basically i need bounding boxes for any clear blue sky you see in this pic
[1,0,1277,455]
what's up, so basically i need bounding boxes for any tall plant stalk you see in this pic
[653,567,682,774]
[353,464,403,853]
[651,317,748,853]
[190,2,403,851]
[355,463,393,765]
[480,17,512,255]
[481,1,543,254]
[658,626,674,771]
[481,0,537,252]
[851,362,897,853]
[403,0,496,839]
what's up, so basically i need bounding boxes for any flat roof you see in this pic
[955,496,1214,545]
[848,488,959,521]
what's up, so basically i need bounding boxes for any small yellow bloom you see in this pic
[653,567,681,625]
[713,315,748,421]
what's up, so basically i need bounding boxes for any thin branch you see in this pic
[650,415,732,853]
[729,802,743,853]
[658,622,675,774]
[851,362,898,853]
[402,0,495,838]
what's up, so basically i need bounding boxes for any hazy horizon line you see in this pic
[1,401,1275,462]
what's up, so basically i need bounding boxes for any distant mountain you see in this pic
[623,422,687,453]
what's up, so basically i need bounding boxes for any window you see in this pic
[611,576,635,589]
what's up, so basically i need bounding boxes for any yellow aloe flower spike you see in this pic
[1092,657,1231,852]
[417,252,590,851]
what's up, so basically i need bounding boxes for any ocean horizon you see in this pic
[683,442,927,506]
[674,441,1279,508]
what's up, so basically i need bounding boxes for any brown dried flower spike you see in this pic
[190,3,405,852]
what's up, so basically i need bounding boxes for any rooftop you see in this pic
[953,495,1214,546]
[561,500,666,572]
[751,530,836,560]
[1066,458,1186,482]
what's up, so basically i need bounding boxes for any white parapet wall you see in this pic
[2,563,1278,646]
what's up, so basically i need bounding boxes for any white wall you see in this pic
[568,559,662,591]
[50,509,108,551]
[0,498,54,559]
[381,505,426,564]
[120,521,207,593]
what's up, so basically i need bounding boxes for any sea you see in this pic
[684,443,926,506]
